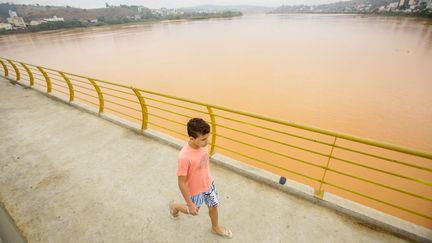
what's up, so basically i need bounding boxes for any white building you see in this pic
[7,10,26,28]
[0,23,13,30]
[44,16,64,22]
[151,8,181,17]
[399,0,421,7]
[30,20,43,26]
[30,16,65,26]
[388,2,399,10]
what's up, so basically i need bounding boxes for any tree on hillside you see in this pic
[0,3,17,18]
[140,7,157,19]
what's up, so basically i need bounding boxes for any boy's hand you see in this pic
[187,203,198,215]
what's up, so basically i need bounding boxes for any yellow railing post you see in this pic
[132,88,148,130]
[314,137,338,199]
[88,79,104,113]
[20,63,34,86]
[207,106,217,156]
[7,59,20,81]
[58,71,74,102]
[37,66,51,93]
[0,59,8,76]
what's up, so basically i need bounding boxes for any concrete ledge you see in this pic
[4,77,432,242]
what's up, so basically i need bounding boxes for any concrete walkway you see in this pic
[0,77,411,242]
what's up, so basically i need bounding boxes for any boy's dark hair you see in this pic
[187,118,210,138]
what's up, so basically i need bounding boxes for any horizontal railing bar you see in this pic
[87,77,132,89]
[33,77,47,82]
[32,80,45,85]
[214,113,334,147]
[148,121,187,137]
[74,90,99,99]
[142,95,210,115]
[45,71,64,78]
[213,144,322,183]
[29,72,44,78]
[98,84,136,96]
[324,182,432,220]
[52,88,70,96]
[104,99,141,112]
[71,82,95,92]
[15,76,28,82]
[148,111,213,127]
[19,73,29,77]
[217,133,326,170]
[325,167,432,202]
[51,82,69,90]
[105,107,141,121]
[75,96,99,107]
[331,155,432,186]
[148,113,185,126]
[68,77,93,85]
[16,67,27,73]
[28,67,43,73]
[216,123,329,158]
[103,92,139,104]
[333,144,432,172]
[146,104,194,119]
[50,76,68,84]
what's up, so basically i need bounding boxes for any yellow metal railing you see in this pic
[1,57,431,228]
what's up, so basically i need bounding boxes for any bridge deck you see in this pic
[0,77,409,242]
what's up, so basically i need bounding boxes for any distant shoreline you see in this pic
[2,11,431,36]
[268,12,432,19]
[0,11,242,36]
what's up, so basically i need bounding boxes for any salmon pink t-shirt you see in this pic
[176,144,213,196]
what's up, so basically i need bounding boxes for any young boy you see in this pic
[169,118,233,239]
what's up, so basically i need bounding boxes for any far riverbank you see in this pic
[0,11,242,35]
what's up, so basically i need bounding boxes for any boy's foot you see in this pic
[211,227,233,239]
[169,201,179,218]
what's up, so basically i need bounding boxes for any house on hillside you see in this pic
[30,16,64,26]
[44,16,64,22]
[0,23,13,30]
[7,10,26,28]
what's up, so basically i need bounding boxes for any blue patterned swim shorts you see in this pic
[190,182,219,208]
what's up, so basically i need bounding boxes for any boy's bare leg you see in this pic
[208,206,224,233]
[172,203,200,215]
[172,203,189,215]
[209,206,232,238]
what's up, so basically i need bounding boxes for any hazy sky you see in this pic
[3,0,345,9]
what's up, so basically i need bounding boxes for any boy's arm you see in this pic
[178,176,198,215]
